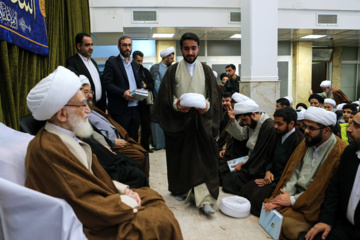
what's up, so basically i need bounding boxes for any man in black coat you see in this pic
[102,36,143,141]
[66,33,106,111]
[305,112,360,240]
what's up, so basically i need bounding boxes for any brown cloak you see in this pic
[265,136,347,240]
[332,87,351,104]
[152,62,221,199]
[92,106,149,177]
[25,128,182,240]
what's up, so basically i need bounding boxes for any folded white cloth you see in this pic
[220,196,251,218]
[305,106,337,126]
[179,93,206,109]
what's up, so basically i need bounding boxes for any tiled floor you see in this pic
[148,149,272,240]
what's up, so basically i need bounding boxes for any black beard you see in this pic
[305,129,323,147]
[183,55,198,64]
[121,50,131,58]
[249,118,257,129]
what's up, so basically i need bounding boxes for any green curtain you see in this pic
[0,0,90,130]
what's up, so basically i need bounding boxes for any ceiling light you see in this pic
[152,33,174,38]
[230,34,241,39]
[301,35,327,39]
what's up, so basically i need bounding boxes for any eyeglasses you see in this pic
[121,43,132,47]
[305,126,327,132]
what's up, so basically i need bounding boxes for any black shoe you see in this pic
[148,149,154,153]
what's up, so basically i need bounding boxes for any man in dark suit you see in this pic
[66,33,106,111]
[102,36,143,142]
[305,112,360,240]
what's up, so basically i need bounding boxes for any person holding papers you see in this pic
[264,107,347,239]
[102,36,143,141]
[219,99,276,195]
[239,107,304,216]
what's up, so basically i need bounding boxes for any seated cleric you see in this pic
[25,66,183,240]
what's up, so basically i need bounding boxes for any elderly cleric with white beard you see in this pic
[24,66,183,240]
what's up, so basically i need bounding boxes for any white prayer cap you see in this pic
[337,103,346,111]
[296,108,306,121]
[234,99,259,115]
[304,106,337,126]
[324,98,336,107]
[160,47,175,58]
[284,96,293,105]
[220,196,251,218]
[213,71,218,78]
[231,92,250,103]
[27,66,81,121]
[179,93,206,109]
[79,75,91,87]
[320,80,332,88]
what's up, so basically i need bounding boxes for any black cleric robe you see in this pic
[152,62,221,199]
[220,117,277,195]
[239,128,304,216]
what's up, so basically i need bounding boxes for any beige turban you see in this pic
[234,99,259,115]
[232,93,250,103]
[160,47,174,58]
[27,66,81,120]
[79,75,91,87]
[296,108,306,121]
[324,98,336,107]
[304,106,336,126]
[320,80,331,88]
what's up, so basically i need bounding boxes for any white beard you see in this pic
[68,111,93,138]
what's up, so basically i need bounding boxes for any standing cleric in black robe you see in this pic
[152,33,221,215]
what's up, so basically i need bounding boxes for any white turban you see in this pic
[284,96,293,105]
[220,196,251,218]
[232,93,250,103]
[296,108,306,121]
[337,103,346,111]
[304,106,336,126]
[160,47,174,58]
[234,99,259,115]
[79,75,91,87]
[179,93,206,109]
[27,66,81,121]
[324,98,336,107]
[320,80,331,88]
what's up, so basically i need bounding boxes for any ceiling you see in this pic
[92,27,360,47]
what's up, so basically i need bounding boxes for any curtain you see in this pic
[0,0,90,130]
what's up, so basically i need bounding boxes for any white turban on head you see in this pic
[284,96,293,105]
[324,98,336,107]
[79,75,91,87]
[304,106,336,126]
[232,93,250,103]
[337,103,346,111]
[234,99,259,115]
[296,108,306,121]
[27,66,82,121]
[160,47,174,58]
[320,80,332,88]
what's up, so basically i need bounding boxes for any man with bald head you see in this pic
[264,107,347,240]
[25,66,182,240]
